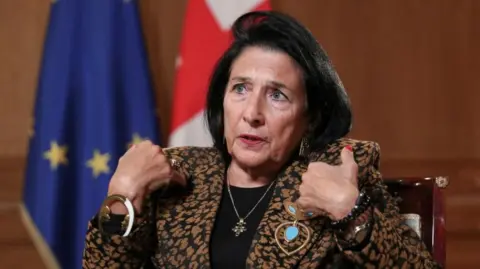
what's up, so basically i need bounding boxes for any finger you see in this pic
[298,179,311,197]
[152,153,173,176]
[149,144,162,157]
[340,145,355,166]
[137,140,153,149]
[341,146,358,183]
[297,196,331,216]
[147,158,183,191]
[296,196,312,210]
[147,177,170,191]
[296,197,321,217]
[307,161,329,170]
[124,141,141,155]
[143,160,172,189]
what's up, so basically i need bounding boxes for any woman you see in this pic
[83,11,438,268]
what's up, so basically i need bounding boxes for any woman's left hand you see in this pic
[296,146,359,221]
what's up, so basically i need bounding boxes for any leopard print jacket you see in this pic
[82,138,439,268]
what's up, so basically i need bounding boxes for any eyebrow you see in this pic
[230,76,288,89]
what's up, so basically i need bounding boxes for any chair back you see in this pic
[384,176,448,268]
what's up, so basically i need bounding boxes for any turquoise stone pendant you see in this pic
[274,200,313,255]
[274,220,311,256]
[284,224,299,242]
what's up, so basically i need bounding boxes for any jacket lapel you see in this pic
[245,158,333,268]
[186,152,225,268]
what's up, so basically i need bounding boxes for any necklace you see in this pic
[226,179,276,236]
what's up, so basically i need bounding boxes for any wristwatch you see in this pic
[350,222,371,243]
[334,207,373,250]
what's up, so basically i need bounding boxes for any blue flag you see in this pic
[22,0,160,268]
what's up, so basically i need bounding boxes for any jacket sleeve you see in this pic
[82,147,191,269]
[82,194,158,269]
[341,142,440,268]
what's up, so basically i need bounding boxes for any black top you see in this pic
[209,184,274,269]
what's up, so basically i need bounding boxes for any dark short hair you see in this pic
[205,10,352,161]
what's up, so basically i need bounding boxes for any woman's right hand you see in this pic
[106,140,185,214]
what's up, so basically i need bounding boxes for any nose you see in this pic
[242,91,265,127]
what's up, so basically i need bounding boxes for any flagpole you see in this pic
[19,203,61,269]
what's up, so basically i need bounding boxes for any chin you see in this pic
[231,147,268,168]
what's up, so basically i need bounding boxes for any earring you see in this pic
[299,138,309,157]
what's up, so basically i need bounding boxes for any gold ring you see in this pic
[169,158,180,171]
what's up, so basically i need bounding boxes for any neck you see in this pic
[226,160,277,188]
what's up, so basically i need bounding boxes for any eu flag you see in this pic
[22,0,160,268]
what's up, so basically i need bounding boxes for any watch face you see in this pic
[354,226,370,244]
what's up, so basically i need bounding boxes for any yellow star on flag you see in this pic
[127,133,148,149]
[43,141,68,170]
[86,150,111,178]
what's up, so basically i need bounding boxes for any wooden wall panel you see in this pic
[273,0,480,160]
[0,0,49,157]
[0,206,46,269]
[0,0,478,268]
[0,156,26,203]
[139,0,187,141]
[0,1,51,268]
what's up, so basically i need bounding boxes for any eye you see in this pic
[270,89,288,101]
[232,83,247,94]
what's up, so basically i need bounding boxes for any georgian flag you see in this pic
[168,0,271,147]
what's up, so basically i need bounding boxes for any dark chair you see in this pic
[384,176,449,268]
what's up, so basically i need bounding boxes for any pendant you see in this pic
[274,200,313,256]
[284,222,299,242]
[275,221,311,256]
[232,218,247,236]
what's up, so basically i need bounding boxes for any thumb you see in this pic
[340,145,355,166]
[340,145,358,183]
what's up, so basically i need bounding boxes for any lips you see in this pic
[239,134,265,141]
[238,134,266,147]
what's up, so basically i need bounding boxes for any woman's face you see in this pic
[223,46,308,171]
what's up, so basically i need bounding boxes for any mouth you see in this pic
[239,134,266,142]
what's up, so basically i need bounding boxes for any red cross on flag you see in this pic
[168,0,271,147]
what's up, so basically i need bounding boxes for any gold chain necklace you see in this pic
[226,179,276,236]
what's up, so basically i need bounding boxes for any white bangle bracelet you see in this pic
[98,194,136,237]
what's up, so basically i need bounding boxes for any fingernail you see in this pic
[345,145,353,152]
